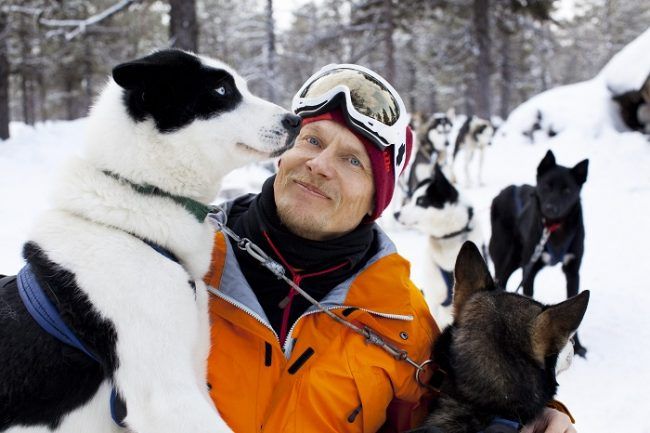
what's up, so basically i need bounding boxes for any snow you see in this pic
[600,28,650,95]
[1,112,650,431]
[498,29,650,141]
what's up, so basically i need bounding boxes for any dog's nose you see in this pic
[282,114,302,133]
[394,211,401,220]
[544,203,558,215]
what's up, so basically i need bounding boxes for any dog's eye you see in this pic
[215,85,228,96]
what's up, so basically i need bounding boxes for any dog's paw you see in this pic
[573,342,587,358]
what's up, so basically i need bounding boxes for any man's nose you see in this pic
[305,148,335,178]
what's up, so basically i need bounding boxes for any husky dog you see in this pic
[406,111,455,197]
[0,49,299,433]
[489,150,589,356]
[451,115,494,187]
[395,165,483,320]
[411,242,589,433]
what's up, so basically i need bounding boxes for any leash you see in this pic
[514,222,561,294]
[210,206,437,390]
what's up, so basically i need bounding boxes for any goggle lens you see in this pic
[299,68,400,126]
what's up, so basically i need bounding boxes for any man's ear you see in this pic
[531,291,590,364]
[537,150,556,177]
[453,241,495,318]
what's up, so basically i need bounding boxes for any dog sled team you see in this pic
[0,49,588,433]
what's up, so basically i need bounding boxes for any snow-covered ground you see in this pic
[1,117,649,432]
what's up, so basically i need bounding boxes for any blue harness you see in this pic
[479,417,521,433]
[16,239,180,428]
[439,267,454,307]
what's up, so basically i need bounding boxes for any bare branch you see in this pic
[4,0,140,41]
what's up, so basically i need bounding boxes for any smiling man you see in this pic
[202,64,576,433]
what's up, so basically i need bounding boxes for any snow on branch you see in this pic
[4,0,139,41]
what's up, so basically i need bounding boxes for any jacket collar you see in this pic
[208,209,415,323]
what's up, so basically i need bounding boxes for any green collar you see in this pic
[103,171,212,223]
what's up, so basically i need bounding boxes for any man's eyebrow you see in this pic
[340,142,371,163]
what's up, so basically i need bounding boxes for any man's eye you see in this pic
[307,136,319,146]
[349,157,361,167]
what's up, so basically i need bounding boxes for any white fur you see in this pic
[11,53,292,433]
[555,339,575,375]
[396,183,484,324]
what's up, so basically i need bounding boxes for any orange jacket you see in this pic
[204,226,439,433]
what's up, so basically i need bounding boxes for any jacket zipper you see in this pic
[281,306,413,357]
[207,286,280,343]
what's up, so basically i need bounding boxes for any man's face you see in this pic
[274,120,375,240]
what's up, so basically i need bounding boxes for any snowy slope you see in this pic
[1,118,649,432]
[498,29,650,140]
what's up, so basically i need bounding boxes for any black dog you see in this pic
[489,150,589,356]
[411,242,589,433]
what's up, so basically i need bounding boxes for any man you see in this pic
[203,64,575,433]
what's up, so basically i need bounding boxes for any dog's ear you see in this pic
[113,60,157,91]
[429,163,458,203]
[453,241,495,318]
[537,150,556,177]
[531,290,590,364]
[446,107,456,121]
[570,159,589,185]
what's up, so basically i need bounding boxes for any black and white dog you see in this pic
[406,111,455,197]
[489,150,589,356]
[395,165,483,325]
[451,115,494,187]
[0,49,299,432]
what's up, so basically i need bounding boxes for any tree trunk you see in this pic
[266,0,277,102]
[0,11,10,140]
[405,35,417,112]
[497,22,512,119]
[82,38,94,116]
[473,0,491,119]
[383,0,396,83]
[169,0,198,52]
[19,13,35,126]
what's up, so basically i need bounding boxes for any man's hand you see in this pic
[520,408,576,433]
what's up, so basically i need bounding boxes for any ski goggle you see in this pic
[292,64,411,177]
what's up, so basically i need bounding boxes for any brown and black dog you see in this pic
[411,242,589,433]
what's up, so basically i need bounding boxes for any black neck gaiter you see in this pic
[226,176,376,343]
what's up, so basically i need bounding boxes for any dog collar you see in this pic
[102,170,211,223]
[435,206,474,240]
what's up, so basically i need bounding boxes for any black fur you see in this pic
[0,242,118,430]
[113,49,243,133]
[489,150,589,356]
[416,242,589,433]
[453,117,471,159]
[406,114,453,196]
[453,116,494,159]
[415,164,459,209]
